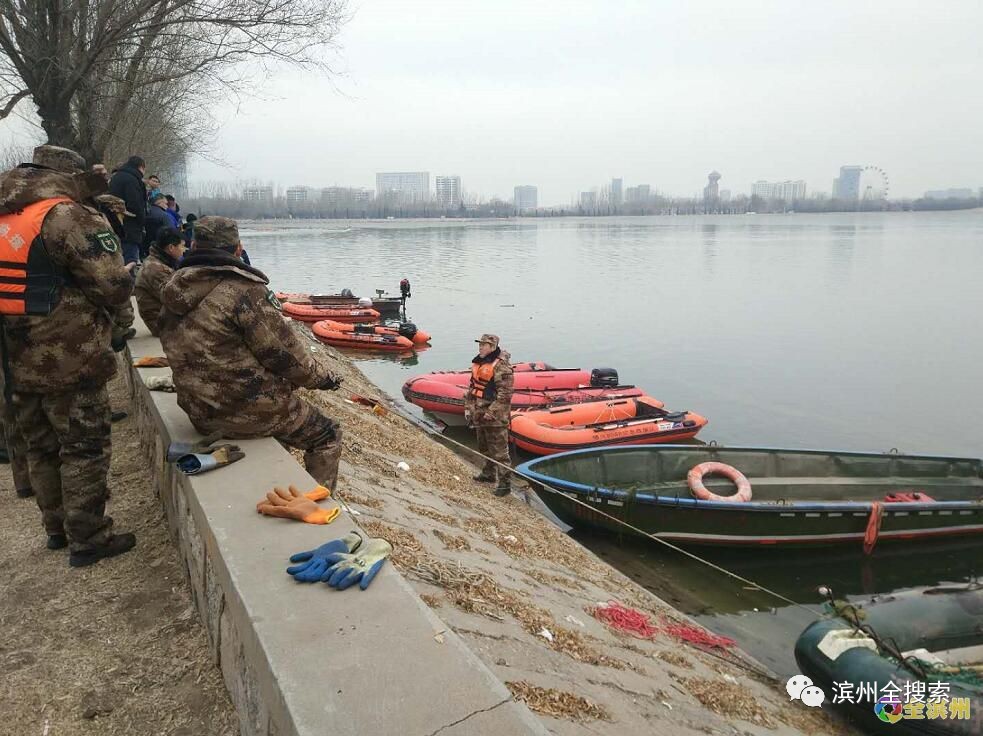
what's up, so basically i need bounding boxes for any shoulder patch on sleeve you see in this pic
[88,230,119,253]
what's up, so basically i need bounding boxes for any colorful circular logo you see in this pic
[873,698,904,724]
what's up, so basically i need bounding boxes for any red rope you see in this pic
[864,501,884,555]
[662,622,736,649]
[590,601,736,649]
[591,601,659,638]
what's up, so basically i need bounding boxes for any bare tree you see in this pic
[0,0,348,161]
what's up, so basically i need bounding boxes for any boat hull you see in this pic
[402,378,646,419]
[276,292,404,315]
[282,302,380,323]
[517,445,983,548]
[510,397,706,455]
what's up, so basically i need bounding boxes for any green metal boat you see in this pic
[794,586,983,735]
[516,445,983,548]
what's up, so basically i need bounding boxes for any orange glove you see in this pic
[256,485,339,525]
[133,356,169,368]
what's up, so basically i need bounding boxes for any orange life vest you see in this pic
[0,197,72,316]
[470,358,500,400]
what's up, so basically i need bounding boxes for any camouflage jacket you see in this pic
[464,348,514,426]
[134,246,177,336]
[157,249,339,434]
[0,165,133,393]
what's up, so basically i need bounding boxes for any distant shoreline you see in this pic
[234,207,982,228]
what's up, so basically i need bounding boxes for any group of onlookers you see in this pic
[108,156,195,265]
[1,144,339,569]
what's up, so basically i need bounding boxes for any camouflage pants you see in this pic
[1,409,33,494]
[475,425,511,482]
[12,385,113,550]
[195,396,342,491]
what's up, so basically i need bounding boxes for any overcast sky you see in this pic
[7,0,983,203]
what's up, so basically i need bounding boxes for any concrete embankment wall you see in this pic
[125,314,547,736]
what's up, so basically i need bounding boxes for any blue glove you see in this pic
[287,532,363,583]
[322,537,393,590]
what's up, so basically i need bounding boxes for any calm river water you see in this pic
[243,211,983,676]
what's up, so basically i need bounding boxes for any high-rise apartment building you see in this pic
[514,185,538,212]
[376,172,430,202]
[435,176,462,208]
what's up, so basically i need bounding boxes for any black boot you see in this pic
[16,486,34,499]
[46,533,67,550]
[494,477,512,497]
[69,533,136,567]
[473,468,495,483]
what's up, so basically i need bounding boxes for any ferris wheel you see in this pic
[859,166,889,200]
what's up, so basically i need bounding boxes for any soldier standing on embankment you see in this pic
[465,333,515,497]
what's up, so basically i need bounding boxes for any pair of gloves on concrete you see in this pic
[286,532,392,591]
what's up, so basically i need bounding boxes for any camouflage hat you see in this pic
[475,333,500,348]
[194,216,240,249]
[95,194,135,218]
[32,144,86,174]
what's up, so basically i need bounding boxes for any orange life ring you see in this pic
[687,462,752,502]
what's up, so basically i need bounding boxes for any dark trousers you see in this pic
[12,385,113,550]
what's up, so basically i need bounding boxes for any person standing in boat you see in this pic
[465,334,515,497]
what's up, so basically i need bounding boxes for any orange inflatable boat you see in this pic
[311,321,413,352]
[509,396,708,456]
[315,319,431,345]
[282,301,380,323]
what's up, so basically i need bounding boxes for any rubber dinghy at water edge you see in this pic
[510,396,707,455]
[794,586,983,736]
[402,382,645,426]
[311,321,414,352]
[313,319,431,346]
[282,301,380,324]
[416,366,621,391]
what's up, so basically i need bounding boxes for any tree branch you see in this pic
[0,88,28,119]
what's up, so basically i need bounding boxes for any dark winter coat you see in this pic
[108,164,146,244]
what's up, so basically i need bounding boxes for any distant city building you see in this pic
[752,180,807,200]
[514,185,538,213]
[286,186,312,204]
[376,171,430,202]
[775,180,807,200]
[626,184,651,203]
[321,187,373,206]
[703,171,721,208]
[924,188,974,200]
[242,185,274,201]
[832,166,863,200]
[751,180,774,199]
[434,175,462,208]
[579,191,597,208]
[610,178,623,206]
[719,189,731,202]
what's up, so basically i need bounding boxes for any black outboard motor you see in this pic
[340,288,354,298]
[590,368,619,388]
[400,278,411,299]
[397,322,418,340]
